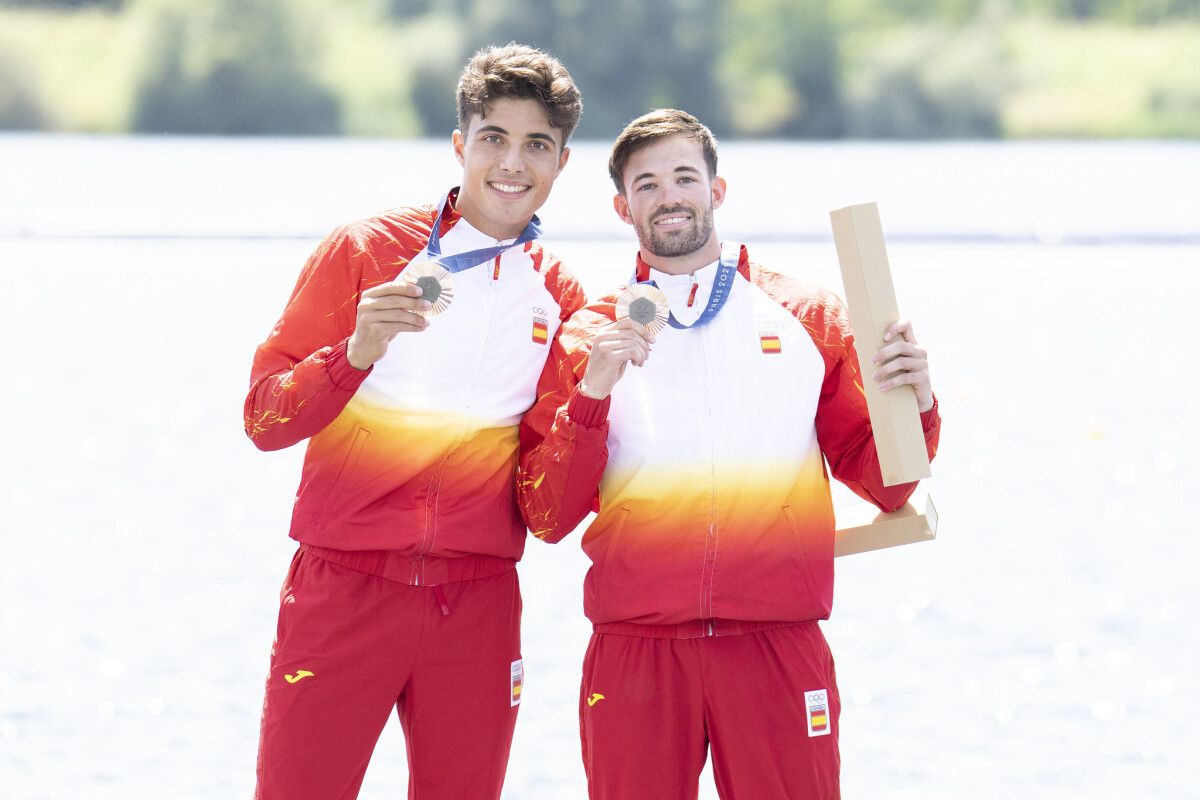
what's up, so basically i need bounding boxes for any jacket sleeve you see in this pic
[243,226,376,451]
[808,289,942,512]
[517,305,613,542]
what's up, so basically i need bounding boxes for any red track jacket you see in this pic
[518,245,940,636]
[245,190,585,585]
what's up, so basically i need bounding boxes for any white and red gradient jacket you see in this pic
[518,244,940,637]
[245,190,585,585]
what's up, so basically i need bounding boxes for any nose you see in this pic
[658,181,687,205]
[498,142,526,174]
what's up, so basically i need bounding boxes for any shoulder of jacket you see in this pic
[749,263,851,335]
[333,204,438,256]
[529,244,588,311]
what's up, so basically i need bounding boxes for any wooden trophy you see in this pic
[829,202,938,557]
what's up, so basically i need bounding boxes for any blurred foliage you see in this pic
[0,5,142,131]
[1,0,1198,137]
[0,0,124,8]
[832,0,1200,24]
[719,0,844,137]
[444,0,728,139]
[131,0,339,135]
[1025,0,1200,22]
[407,12,470,136]
[0,47,48,129]
[1003,17,1200,136]
[843,23,1012,138]
[309,0,428,136]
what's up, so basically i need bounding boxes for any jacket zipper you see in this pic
[416,253,502,568]
[698,320,719,625]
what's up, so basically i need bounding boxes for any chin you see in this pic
[498,206,535,230]
[494,195,536,216]
[649,232,704,258]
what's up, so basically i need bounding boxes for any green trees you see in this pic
[841,22,1011,138]
[2,0,1197,136]
[0,0,124,7]
[131,0,338,135]
[417,0,728,139]
[0,48,48,129]
[719,0,843,137]
[441,0,1007,138]
[1024,0,1200,22]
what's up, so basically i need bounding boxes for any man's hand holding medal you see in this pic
[578,284,670,400]
[346,260,454,371]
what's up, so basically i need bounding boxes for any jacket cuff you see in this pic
[567,386,611,429]
[920,394,940,433]
[324,338,373,391]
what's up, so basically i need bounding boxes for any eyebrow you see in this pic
[477,124,557,145]
[632,165,702,185]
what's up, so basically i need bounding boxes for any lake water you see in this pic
[1,135,1197,799]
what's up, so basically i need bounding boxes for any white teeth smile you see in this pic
[656,216,689,225]
[490,182,529,194]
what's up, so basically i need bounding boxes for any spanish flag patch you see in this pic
[760,334,781,354]
[532,319,549,345]
[805,689,831,737]
[511,659,524,706]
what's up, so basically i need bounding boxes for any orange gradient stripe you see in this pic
[309,397,520,492]
[594,452,834,547]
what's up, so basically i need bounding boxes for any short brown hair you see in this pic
[456,43,583,147]
[608,109,719,194]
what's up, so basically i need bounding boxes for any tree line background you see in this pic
[1,0,1198,138]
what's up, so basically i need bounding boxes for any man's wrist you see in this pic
[917,386,936,414]
[919,394,939,429]
[346,339,372,371]
[577,378,609,400]
[325,338,374,390]
[568,385,611,429]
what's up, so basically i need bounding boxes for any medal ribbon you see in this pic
[424,189,543,273]
[631,240,741,330]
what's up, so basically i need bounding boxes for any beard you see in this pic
[636,203,715,258]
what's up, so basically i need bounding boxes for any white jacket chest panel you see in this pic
[357,238,559,427]
[603,276,826,502]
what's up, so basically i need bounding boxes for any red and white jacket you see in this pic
[518,244,940,637]
[245,190,585,585]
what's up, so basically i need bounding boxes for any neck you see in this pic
[641,237,722,276]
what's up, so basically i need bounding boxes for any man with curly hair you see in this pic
[245,44,584,799]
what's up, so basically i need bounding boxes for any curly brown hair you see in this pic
[608,109,719,194]
[456,43,583,147]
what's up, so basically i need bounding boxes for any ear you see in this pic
[452,129,465,167]
[710,175,727,210]
[555,145,571,177]
[613,193,634,226]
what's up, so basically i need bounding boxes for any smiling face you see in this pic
[452,97,570,240]
[613,134,726,273]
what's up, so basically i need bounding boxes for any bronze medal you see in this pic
[616,284,670,335]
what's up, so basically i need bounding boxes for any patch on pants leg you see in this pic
[511,659,524,706]
[805,689,831,737]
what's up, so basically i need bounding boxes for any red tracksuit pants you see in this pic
[580,622,841,800]
[254,549,523,800]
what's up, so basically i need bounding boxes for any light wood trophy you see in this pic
[829,203,938,557]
